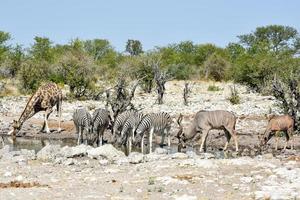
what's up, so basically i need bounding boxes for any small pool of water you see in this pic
[1,135,249,158]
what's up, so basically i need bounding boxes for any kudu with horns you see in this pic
[177,110,239,152]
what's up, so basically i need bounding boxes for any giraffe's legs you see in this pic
[42,108,53,134]
[57,99,62,133]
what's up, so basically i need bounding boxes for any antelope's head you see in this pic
[176,114,187,151]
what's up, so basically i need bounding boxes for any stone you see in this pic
[262,153,274,159]
[59,144,93,158]
[198,152,215,159]
[20,149,36,160]
[4,171,12,177]
[99,159,109,166]
[171,152,188,159]
[154,148,168,154]
[128,152,144,164]
[87,144,125,160]
[63,158,76,166]
[240,176,253,184]
[37,144,61,161]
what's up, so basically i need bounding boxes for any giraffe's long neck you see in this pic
[17,93,40,128]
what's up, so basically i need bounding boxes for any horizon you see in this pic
[1,0,300,51]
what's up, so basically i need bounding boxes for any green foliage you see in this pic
[207,85,221,91]
[0,31,11,63]
[30,37,56,63]
[56,52,97,99]
[167,63,193,80]
[148,177,155,185]
[228,86,240,104]
[203,53,230,81]
[1,24,300,98]
[7,45,24,77]
[18,60,52,93]
[126,39,143,56]
[238,25,300,55]
[84,39,118,67]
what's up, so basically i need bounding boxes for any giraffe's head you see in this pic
[7,120,20,136]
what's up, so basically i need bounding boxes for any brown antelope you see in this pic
[260,115,294,150]
[177,110,239,152]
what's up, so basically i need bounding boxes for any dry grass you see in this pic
[0,181,50,188]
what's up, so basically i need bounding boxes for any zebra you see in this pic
[135,112,172,154]
[91,108,111,147]
[120,112,144,154]
[112,110,136,144]
[73,107,92,145]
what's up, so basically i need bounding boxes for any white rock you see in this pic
[16,175,23,182]
[171,153,188,159]
[87,144,125,160]
[37,144,61,161]
[128,152,144,164]
[240,176,253,184]
[4,171,12,177]
[174,194,197,200]
[154,148,168,154]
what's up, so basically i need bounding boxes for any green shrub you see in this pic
[207,85,221,91]
[167,63,193,80]
[56,52,97,99]
[203,53,230,81]
[18,60,52,93]
[228,86,240,104]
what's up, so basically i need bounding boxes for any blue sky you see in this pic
[1,0,299,51]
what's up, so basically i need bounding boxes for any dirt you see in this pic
[0,81,300,199]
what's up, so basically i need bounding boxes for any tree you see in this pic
[272,77,300,131]
[238,25,300,55]
[30,36,55,63]
[0,31,11,63]
[84,39,118,66]
[105,76,139,120]
[125,39,143,56]
[203,53,230,81]
[8,44,25,77]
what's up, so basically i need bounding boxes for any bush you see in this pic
[167,63,194,80]
[18,60,52,93]
[56,52,97,99]
[228,86,240,104]
[203,53,230,81]
[207,85,221,91]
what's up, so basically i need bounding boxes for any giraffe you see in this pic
[7,82,63,137]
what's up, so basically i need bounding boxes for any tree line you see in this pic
[0,24,299,99]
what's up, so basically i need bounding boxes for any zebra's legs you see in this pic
[141,134,145,154]
[83,128,88,145]
[160,130,165,148]
[149,128,154,153]
[128,136,132,154]
[77,126,82,145]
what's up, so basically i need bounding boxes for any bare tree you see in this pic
[152,60,171,104]
[105,76,139,121]
[183,81,193,106]
[272,77,300,131]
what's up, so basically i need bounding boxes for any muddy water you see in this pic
[0,135,245,159]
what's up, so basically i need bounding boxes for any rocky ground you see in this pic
[0,81,300,199]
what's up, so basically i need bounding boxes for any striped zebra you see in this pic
[136,112,172,153]
[73,107,92,145]
[112,110,136,144]
[91,108,111,147]
[120,112,144,153]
